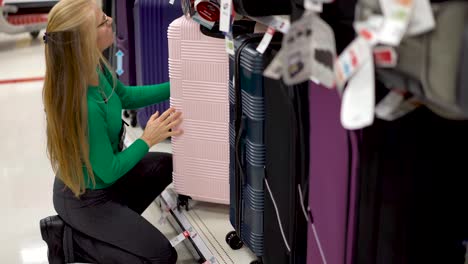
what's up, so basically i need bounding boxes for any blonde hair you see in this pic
[43,0,114,196]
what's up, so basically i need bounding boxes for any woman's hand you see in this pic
[140,107,183,147]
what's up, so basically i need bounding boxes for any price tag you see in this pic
[256,27,276,54]
[170,230,191,247]
[195,0,220,22]
[378,0,414,46]
[340,49,375,130]
[219,0,232,32]
[280,12,336,87]
[335,37,372,88]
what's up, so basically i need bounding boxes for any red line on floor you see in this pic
[0,77,45,85]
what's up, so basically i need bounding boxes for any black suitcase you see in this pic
[262,77,309,264]
[233,0,292,16]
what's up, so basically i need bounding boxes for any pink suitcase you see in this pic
[168,16,230,204]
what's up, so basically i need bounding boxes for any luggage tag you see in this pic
[375,91,421,121]
[225,31,235,55]
[195,0,221,22]
[340,47,375,130]
[256,27,276,54]
[406,0,435,36]
[170,230,191,247]
[373,46,398,68]
[219,0,232,33]
[254,16,290,54]
[335,37,372,88]
[378,0,414,46]
[281,11,337,88]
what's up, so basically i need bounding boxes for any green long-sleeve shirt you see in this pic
[84,68,169,189]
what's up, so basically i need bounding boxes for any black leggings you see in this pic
[53,152,178,264]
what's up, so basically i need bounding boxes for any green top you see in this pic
[84,68,170,189]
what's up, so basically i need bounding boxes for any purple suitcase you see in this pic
[307,83,359,264]
[115,1,137,86]
[134,0,182,128]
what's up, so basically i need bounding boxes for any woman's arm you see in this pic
[115,80,170,110]
[88,102,149,184]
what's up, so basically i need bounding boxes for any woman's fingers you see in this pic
[167,115,183,128]
[149,111,160,122]
[168,129,184,137]
[159,107,176,122]
[162,111,182,126]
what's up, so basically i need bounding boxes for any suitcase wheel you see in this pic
[225,231,243,250]
[177,195,191,211]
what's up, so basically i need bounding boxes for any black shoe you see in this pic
[40,215,65,264]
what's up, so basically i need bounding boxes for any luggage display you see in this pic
[307,83,360,264]
[168,16,231,205]
[134,0,182,128]
[115,0,137,86]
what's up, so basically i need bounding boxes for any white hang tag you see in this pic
[264,49,285,80]
[354,15,384,47]
[375,90,405,119]
[376,93,421,121]
[170,230,191,247]
[378,0,414,46]
[335,37,372,88]
[219,0,232,33]
[250,16,290,34]
[169,0,175,4]
[340,52,375,130]
[256,27,276,54]
[281,12,336,87]
[225,33,235,55]
[406,0,435,36]
[304,0,323,12]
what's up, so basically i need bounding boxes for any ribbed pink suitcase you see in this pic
[168,16,230,204]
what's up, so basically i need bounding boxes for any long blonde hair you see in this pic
[43,0,112,196]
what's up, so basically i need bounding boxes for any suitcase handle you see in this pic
[235,115,248,182]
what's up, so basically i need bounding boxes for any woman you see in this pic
[40,0,183,263]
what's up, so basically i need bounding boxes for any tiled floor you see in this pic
[0,31,255,263]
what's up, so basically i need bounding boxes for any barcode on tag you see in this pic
[256,27,276,54]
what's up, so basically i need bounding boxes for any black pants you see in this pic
[53,152,178,264]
